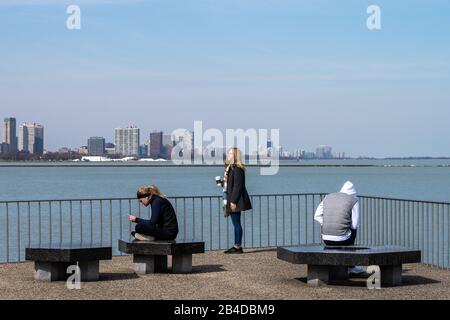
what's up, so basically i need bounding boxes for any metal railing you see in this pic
[0,193,449,269]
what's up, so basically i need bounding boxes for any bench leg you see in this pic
[133,255,168,274]
[380,264,402,287]
[307,265,330,287]
[329,266,349,281]
[172,254,192,274]
[78,260,100,281]
[34,262,67,281]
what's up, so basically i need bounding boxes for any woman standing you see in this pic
[129,185,179,241]
[224,147,252,254]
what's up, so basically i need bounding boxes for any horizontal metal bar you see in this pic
[0,193,327,204]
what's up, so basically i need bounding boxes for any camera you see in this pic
[215,176,224,187]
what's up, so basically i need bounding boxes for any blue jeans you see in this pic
[230,212,243,246]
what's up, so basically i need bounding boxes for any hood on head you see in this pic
[340,181,357,196]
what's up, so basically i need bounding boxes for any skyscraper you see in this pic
[88,137,106,156]
[115,126,140,156]
[150,131,163,159]
[29,123,44,155]
[2,117,17,153]
[162,134,174,159]
[315,145,333,159]
[0,143,8,154]
[18,123,44,155]
[18,124,28,152]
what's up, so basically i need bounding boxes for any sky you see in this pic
[0,0,449,157]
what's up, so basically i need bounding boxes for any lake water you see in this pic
[1,159,450,202]
[1,159,449,265]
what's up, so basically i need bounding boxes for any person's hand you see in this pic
[129,215,137,223]
[230,203,237,211]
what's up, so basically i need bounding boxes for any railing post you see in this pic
[6,203,9,263]
[17,202,20,261]
[109,200,112,247]
[59,201,63,245]
[80,200,83,245]
[259,196,262,248]
[290,195,293,246]
[27,202,31,248]
[209,198,212,250]
[201,197,204,242]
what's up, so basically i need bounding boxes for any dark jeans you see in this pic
[135,223,178,240]
[323,229,357,269]
[323,229,357,246]
[230,212,243,246]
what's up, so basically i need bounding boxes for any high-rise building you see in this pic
[139,144,149,158]
[115,126,140,156]
[173,130,194,159]
[105,142,115,155]
[315,145,333,159]
[88,137,106,156]
[2,117,17,153]
[143,139,151,157]
[18,125,28,152]
[150,131,163,158]
[162,134,174,159]
[163,134,173,147]
[18,123,44,155]
[0,142,8,154]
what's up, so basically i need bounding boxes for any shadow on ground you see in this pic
[191,264,227,274]
[99,273,140,281]
[294,274,440,288]
[243,248,277,254]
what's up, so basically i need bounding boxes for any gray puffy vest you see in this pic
[322,192,358,237]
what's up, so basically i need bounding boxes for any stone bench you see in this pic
[25,243,112,282]
[277,245,421,287]
[118,239,205,274]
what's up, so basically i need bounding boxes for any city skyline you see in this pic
[0,114,344,159]
[1,1,449,157]
[2,114,450,159]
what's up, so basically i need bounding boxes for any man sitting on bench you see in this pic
[314,181,364,275]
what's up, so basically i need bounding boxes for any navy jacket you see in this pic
[135,195,179,234]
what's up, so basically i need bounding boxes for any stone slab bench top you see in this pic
[118,239,205,256]
[25,243,112,262]
[277,245,421,266]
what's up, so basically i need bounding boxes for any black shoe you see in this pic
[224,246,243,254]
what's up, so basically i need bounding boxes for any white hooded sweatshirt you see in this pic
[314,181,360,241]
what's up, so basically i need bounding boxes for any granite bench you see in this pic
[118,239,205,274]
[25,243,112,282]
[277,245,421,287]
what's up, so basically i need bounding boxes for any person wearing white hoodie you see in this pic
[314,181,364,274]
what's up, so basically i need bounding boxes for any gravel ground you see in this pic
[0,248,449,300]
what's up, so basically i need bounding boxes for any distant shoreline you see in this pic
[0,161,449,168]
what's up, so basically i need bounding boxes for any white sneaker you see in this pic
[134,233,156,241]
[348,266,365,274]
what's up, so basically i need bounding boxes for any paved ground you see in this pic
[1,248,449,300]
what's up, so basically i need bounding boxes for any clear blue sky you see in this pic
[0,0,449,157]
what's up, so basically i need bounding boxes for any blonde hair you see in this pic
[226,147,246,171]
[137,185,166,199]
